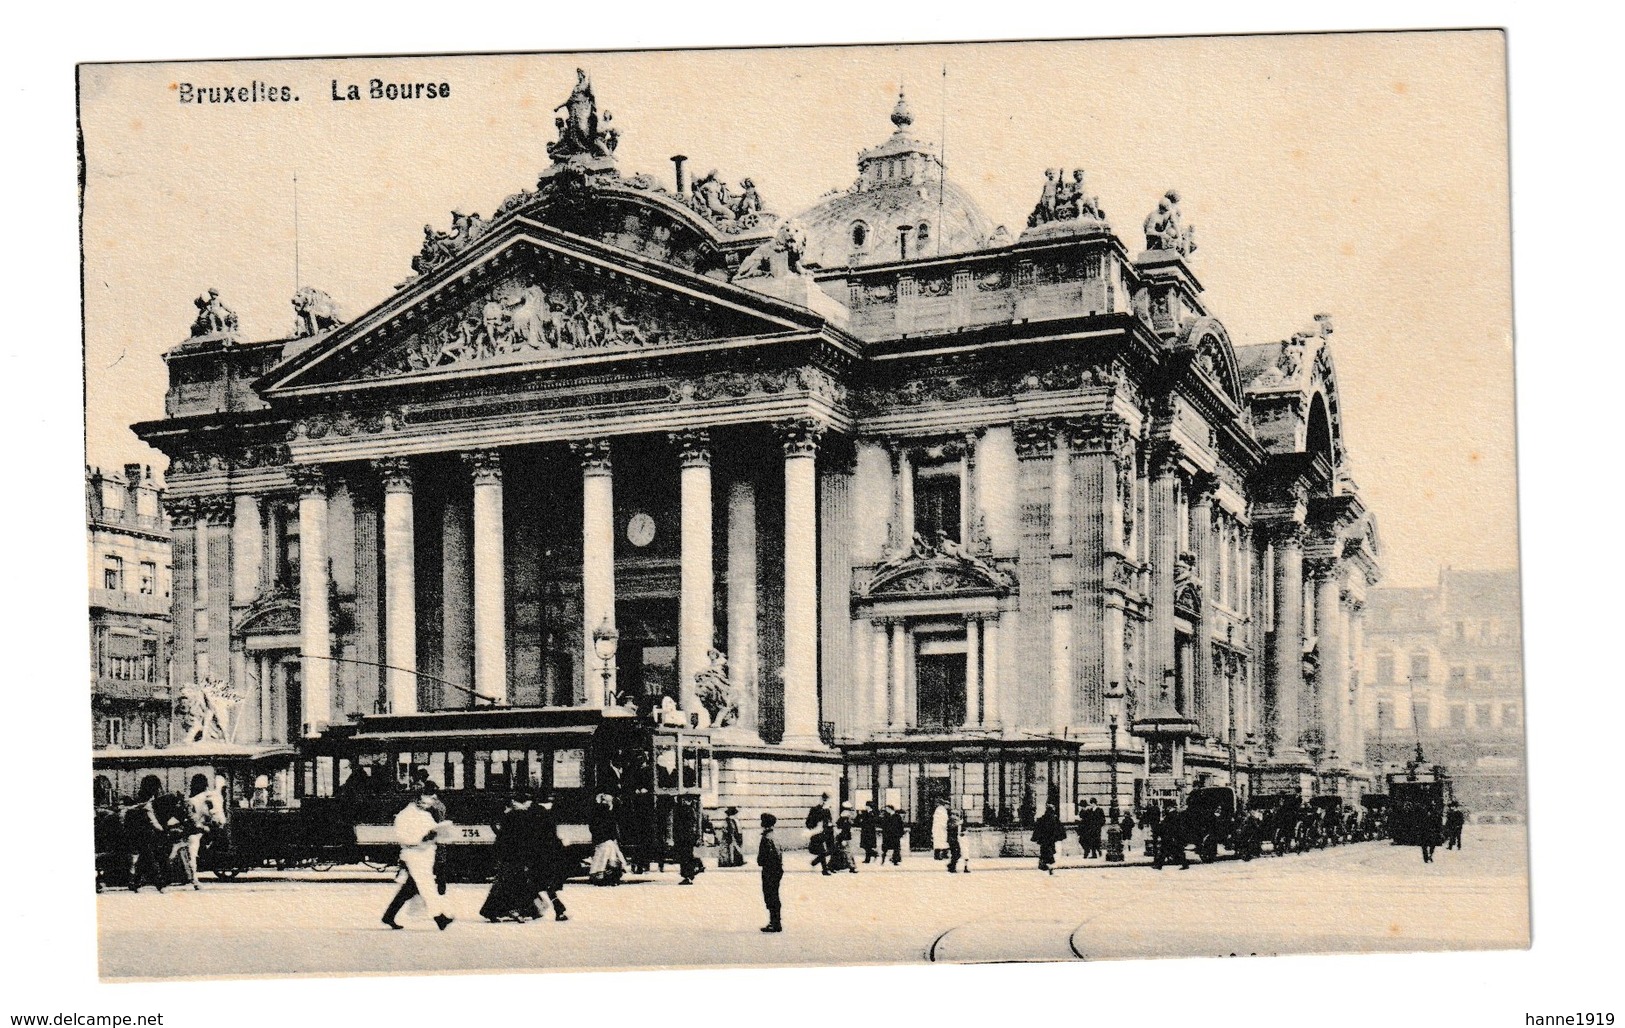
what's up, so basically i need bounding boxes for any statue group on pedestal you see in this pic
[1143,189,1197,257]
[548,68,619,162]
[1028,168,1107,228]
[189,289,239,338]
[291,287,343,338]
[175,677,243,746]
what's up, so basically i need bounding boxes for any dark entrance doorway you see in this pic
[915,651,967,730]
[616,597,678,714]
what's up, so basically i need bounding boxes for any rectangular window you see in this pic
[105,718,124,747]
[138,562,156,595]
[103,554,124,592]
[1449,705,1467,728]
[1376,700,1394,729]
[1376,654,1395,684]
[1408,654,1431,683]
[1411,701,1430,730]
[913,461,963,545]
[1502,704,1520,727]
[1475,704,1492,728]
[1475,665,1493,682]
[1449,666,1467,687]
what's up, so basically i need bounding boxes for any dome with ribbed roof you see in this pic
[791,91,998,269]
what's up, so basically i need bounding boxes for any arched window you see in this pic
[850,221,869,249]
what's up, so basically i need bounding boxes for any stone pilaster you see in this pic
[964,613,982,728]
[375,457,417,715]
[1068,415,1122,727]
[819,443,855,737]
[1147,440,1182,708]
[776,417,825,747]
[168,499,198,699]
[231,493,263,605]
[1311,557,1346,764]
[352,481,381,716]
[466,449,507,705]
[1188,471,1218,737]
[983,614,1002,729]
[671,430,714,716]
[441,483,472,709]
[199,495,234,698]
[571,439,617,705]
[290,466,332,735]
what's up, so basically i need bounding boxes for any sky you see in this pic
[78,32,1515,587]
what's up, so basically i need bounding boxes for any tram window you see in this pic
[654,740,679,790]
[315,756,336,798]
[527,750,547,789]
[395,753,413,787]
[554,748,585,789]
[428,752,447,789]
[681,745,701,790]
[445,751,465,790]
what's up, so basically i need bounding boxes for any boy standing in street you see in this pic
[757,812,783,933]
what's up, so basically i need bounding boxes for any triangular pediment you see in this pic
[261,220,824,396]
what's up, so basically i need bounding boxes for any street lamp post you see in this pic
[1105,680,1125,862]
[592,616,619,708]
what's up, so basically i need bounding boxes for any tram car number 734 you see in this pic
[298,705,713,881]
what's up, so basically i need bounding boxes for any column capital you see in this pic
[775,416,826,458]
[463,448,504,485]
[197,493,235,525]
[1305,555,1340,581]
[166,497,200,528]
[1147,438,1185,478]
[289,464,331,499]
[669,429,712,469]
[1186,469,1219,503]
[1063,412,1132,455]
[1259,519,1306,547]
[372,457,414,494]
[570,437,613,475]
[1012,418,1057,460]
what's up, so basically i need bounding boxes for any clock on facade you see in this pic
[626,512,656,547]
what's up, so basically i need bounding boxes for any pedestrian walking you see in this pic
[179,782,212,889]
[1120,810,1135,847]
[411,768,449,895]
[857,801,879,864]
[588,793,627,885]
[717,806,746,868]
[830,802,857,873]
[1444,801,1466,851]
[880,805,905,865]
[946,806,968,873]
[1032,802,1066,874]
[757,812,783,933]
[481,793,542,922]
[674,795,705,884]
[530,792,570,921]
[381,784,455,930]
[1077,798,1106,859]
[930,802,949,860]
[805,793,834,874]
[153,790,194,889]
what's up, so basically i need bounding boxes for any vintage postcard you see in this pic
[79,31,1526,984]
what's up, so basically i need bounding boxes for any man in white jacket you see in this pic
[382,784,455,930]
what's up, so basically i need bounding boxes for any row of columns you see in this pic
[864,614,1003,732]
[287,420,829,743]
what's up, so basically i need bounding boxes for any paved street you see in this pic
[97,825,1529,979]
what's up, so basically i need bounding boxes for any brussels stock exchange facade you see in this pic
[134,74,1381,833]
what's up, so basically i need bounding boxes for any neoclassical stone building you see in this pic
[134,72,1381,826]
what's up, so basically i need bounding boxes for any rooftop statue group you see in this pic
[291,287,343,338]
[189,289,239,339]
[1028,168,1107,228]
[1143,189,1197,258]
[547,68,620,162]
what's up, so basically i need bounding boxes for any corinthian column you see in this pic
[375,458,417,715]
[726,477,760,738]
[291,466,331,735]
[777,417,825,747]
[467,449,507,705]
[572,439,616,705]
[1312,558,1346,763]
[1188,472,1218,737]
[1269,523,1305,754]
[672,430,714,716]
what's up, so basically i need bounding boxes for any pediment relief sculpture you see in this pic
[859,530,1014,599]
[359,268,738,379]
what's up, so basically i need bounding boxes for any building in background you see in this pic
[1362,568,1526,818]
[88,464,172,762]
[131,73,1384,830]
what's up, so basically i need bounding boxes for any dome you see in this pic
[791,92,999,269]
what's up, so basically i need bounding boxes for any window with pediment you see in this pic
[913,459,963,546]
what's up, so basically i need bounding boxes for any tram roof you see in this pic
[331,704,674,746]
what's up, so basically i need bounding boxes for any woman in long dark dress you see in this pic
[530,794,570,921]
[1031,803,1066,874]
[588,794,626,886]
[717,807,746,867]
[481,795,542,921]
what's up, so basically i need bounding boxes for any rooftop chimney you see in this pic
[671,154,689,194]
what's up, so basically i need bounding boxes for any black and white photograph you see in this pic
[19,12,1614,1025]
